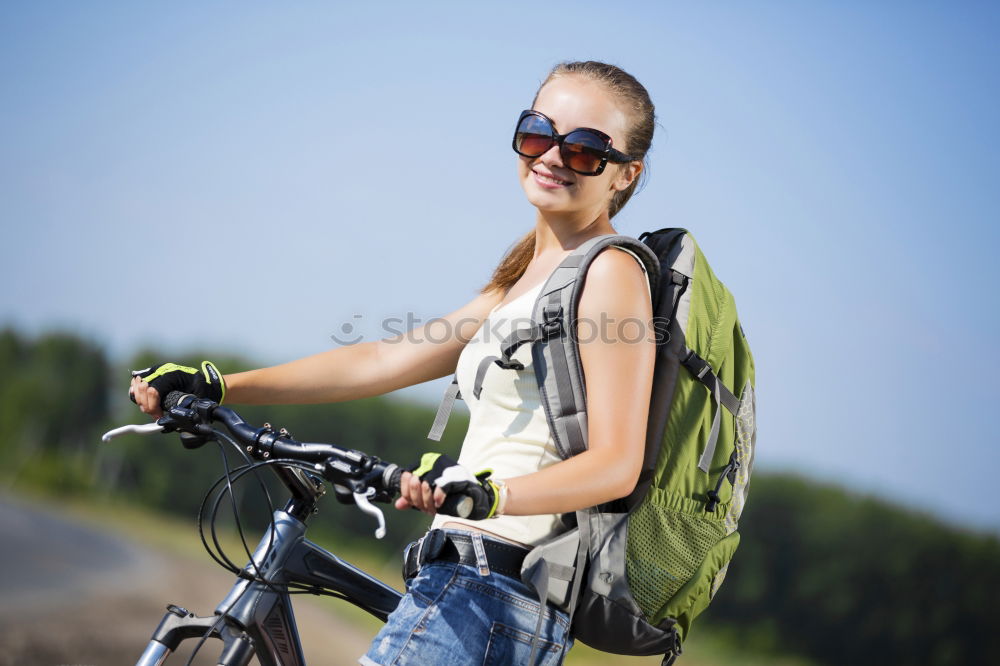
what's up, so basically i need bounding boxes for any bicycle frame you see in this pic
[103,400,412,665]
[135,504,402,665]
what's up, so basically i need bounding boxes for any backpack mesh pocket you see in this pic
[626,499,728,620]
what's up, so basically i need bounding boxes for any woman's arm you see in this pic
[402,247,655,515]
[224,289,503,404]
[132,289,503,417]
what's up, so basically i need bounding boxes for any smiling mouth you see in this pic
[533,169,572,187]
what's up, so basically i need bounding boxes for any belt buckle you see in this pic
[404,528,448,582]
[418,528,447,565]
[402,540,419,582]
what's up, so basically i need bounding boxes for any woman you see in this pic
[130,60,657,665]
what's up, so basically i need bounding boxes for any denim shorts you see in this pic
[360,535,573,665]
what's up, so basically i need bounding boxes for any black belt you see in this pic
[403,529,530,581]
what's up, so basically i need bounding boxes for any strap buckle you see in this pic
[540,304,563,338]
[493,305,563,372]
[661,631,683,666]
[681,348,711,380]
[494,357,525,371]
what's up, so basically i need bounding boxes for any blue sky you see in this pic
[2,2,998,530]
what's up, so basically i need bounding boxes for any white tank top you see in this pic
[429,279,562,545]
[429,247,650,545]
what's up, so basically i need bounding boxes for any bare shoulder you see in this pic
[579,246,652,314]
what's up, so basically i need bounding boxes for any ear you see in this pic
[612,160,643,192]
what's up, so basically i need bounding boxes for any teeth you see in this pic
[537,172,569,186]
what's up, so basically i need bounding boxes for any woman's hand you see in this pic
[130,375,163,419]
[395,454,500,519]
[395,471,446,515]
[128,361,226,421]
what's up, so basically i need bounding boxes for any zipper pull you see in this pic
[706,459,741,513]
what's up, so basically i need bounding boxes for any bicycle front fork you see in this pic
[135,604,254,666]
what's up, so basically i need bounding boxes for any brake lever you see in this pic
[353,488,387,539]
[101,422,165,442]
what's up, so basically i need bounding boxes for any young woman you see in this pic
[130,60,657,665]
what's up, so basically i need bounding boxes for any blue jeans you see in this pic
[360,537,573,665]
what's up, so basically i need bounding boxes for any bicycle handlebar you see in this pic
[103,391,477,530]
[164,390,404,502]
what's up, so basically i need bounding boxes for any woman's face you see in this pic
[517,76,639,220]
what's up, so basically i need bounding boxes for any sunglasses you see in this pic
[512,110,635,176]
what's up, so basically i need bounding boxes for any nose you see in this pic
[537,140,564,169]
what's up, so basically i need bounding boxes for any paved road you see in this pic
[0,494,147,609]
[0,494,376,665]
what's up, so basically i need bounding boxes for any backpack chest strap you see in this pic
[471,304,564,399]
[426,306,565,441]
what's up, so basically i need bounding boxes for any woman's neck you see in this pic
[532,211,615,258]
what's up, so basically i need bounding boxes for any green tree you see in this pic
[0,327,111,490]
[703,474,1000,665]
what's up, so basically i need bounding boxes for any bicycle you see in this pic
[102,391,478,666]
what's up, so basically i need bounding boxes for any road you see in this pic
[0,494,376,665]
[0,494,147,609]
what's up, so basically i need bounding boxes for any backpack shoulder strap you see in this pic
[529,234,659,459]
[428,234,659,448]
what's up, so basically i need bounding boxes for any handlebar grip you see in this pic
[390,466,473,517]
[386,465,404,495]
[438,493,474,519]
[163,391,192,410]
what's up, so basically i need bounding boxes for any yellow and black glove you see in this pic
[411,452,500,520]
[131,361,226,408]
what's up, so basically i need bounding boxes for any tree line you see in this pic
[2,327,997,665]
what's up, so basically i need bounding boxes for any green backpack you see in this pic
[429,228,757,664]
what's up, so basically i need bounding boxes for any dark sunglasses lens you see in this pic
[562,130,608,174]
[515,115,554,157]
